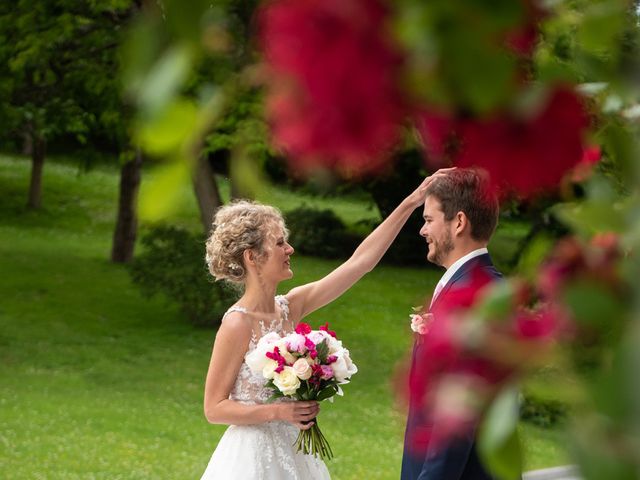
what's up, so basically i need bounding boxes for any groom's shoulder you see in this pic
[451,258,500,289]
[481,262,502,280]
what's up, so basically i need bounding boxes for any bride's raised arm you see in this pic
[285,169,452,323]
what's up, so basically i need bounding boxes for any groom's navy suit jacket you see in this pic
[401,253,502,480]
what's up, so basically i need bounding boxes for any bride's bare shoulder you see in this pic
[217,310,253,341]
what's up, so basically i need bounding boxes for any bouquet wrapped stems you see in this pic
[295,418,333,460]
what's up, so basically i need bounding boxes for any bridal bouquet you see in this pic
[246,322,357,460]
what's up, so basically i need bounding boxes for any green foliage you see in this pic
[285,206,362,259]
[0,0,134,149]
[520,394,568,429]
[129,225,236,327]
[122,0,265,213]
[479,386,523,480]
[397,0,523,113]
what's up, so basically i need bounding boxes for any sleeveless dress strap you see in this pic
[222,305,248,320]
[275,295,288,317]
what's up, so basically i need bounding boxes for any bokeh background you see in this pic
[1,1,639,479]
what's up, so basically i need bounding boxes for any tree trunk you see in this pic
[27,136,46,209]
[22,131,33,156]
[230,174,241,201]
[111,149,143,263]
[193,154,223,234]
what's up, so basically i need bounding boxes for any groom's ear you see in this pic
[454,211,468,236]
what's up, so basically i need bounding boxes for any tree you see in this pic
[0,1,147,263]
[124,0,268,233]
[0,1,135,208]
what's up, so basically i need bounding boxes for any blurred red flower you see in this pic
[537,234,622,301]
[417,86,591,198]
[504,0,548,57]
[406,269,510,450]
[514,305,563,340]
[569,145,602,183]
[259,0,406,174]
[405,270,572,452]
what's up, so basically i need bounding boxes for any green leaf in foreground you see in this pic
[316,385,338,402]
[478,385,523,480]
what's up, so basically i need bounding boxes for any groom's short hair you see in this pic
[425,168,499,242]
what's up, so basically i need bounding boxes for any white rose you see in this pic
[331,349,358,384]
[245,347,269,374]
[245,332,282,374]
[273,366,301,396]
[292,358,312,380]
[263,360,279,380]
[258,331,281,348]
[326,336,343,354]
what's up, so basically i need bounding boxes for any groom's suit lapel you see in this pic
[428,253,495,313]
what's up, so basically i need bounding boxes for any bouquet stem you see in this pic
[294,418,333,461]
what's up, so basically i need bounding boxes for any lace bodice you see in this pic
[225,295,295,405]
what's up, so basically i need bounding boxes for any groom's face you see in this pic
[420,195,455,267]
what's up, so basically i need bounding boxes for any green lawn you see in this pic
[0,155,567,479]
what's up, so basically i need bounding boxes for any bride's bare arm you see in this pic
[203,312,319,429]
[286,169,453,322]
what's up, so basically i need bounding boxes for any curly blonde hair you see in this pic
[205,200,288,284]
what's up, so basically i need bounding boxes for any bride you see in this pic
[199,170,450,479]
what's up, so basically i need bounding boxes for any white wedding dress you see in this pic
[200,295,331,480]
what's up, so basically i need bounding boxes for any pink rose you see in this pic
[320,365,334,380]
[410,313,432,335]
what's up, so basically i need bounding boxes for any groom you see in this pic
[401,168,502,480]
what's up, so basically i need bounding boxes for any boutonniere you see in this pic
[409,305,434,336]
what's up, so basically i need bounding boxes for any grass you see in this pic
[0,154,567,479]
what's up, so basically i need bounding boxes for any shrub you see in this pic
[129,225,237,328]
[285,206,362,259]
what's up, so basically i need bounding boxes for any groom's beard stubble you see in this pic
[428,230,454,267]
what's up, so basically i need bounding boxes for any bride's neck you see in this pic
[240,278,278,313]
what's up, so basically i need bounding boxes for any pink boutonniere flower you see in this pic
[410,313,433,335]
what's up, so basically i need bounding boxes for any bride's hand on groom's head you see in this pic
[276,401,320,430]
[408,167,457,207]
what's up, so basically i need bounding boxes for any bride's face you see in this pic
[259,225,295,282]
